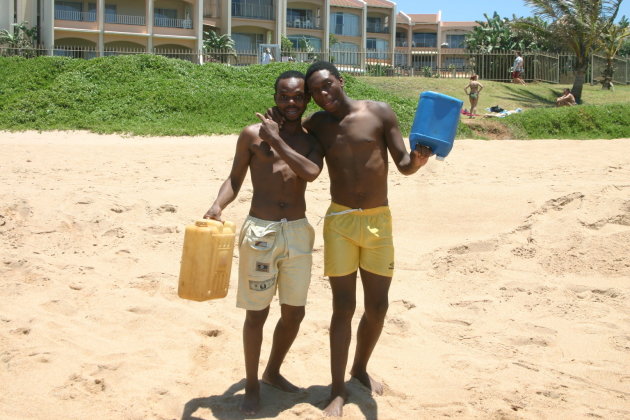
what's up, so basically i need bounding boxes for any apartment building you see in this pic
[2,0,204,56]
[2,0,476,68]
[395,11,476,70]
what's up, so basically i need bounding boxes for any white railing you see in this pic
[55,10,96,22]
[287,19,319,29]
[154,18,193,29]
[105,14,145,26]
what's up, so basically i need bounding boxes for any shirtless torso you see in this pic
[304,100,392,209]
[244,123,316,220]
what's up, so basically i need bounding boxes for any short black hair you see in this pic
[305,61,341,84]
[274,70,306,92]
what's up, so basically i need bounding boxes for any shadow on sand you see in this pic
[181,378,380,420]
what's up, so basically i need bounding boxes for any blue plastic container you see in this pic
[409,91,463,160]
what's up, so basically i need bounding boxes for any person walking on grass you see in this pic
[204,70,323,415]
[512,51,526,85]
[464,74,484,118]
[301,61,433,417]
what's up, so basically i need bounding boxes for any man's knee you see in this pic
[281,305,305,326]
[332,296,356,319]
[245,308,269,327]
[365,299,389,321]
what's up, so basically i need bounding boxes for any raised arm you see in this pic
[380,102,432,176]
[255,113,324,182]
[203,127,253,221]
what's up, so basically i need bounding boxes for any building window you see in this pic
[232,32,264,52]
[232,0,274,20]
[330,12,360,37]
[287,8,314,28]
[287,35,321,50]
[395,31,407,47]
[88,3,117,23]
[412,33,437,48]
[367,16,384,33]
[54,1,83,21]
[367,38,389,59]
[331,41,358,65]
[445,34,466,49]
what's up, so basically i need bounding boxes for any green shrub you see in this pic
[0,55,421,136]
[502,104,630,139]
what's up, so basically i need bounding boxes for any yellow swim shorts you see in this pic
[237,216,315,311]
[323,202,394,278]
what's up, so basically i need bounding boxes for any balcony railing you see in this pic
[55,10,146,26]
[366,24,389,34]
[232,4,273,20]
[154,18,193,29]
[55,10,96,22]
[287,18,320,29]
[105,14,145,25]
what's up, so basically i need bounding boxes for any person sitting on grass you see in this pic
[556,88,576,107]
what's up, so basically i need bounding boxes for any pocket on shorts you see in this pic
[242,223,277,277]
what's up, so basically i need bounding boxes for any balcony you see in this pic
[232,3,274,20]
[106,14,145,26]
[367,24,389,34]
[55,10,96,22]
[154,17,193,29]
[287,18,320,30]
[55,10,148,26]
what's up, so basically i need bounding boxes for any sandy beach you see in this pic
[1,130,629,420]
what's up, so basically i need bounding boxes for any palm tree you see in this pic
[520,0,624,103]
[599,17,630,89]
[202,30,236,63]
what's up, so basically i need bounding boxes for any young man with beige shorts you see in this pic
[204,70,323,415]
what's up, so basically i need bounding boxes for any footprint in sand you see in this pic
[142,225,178,234]
[609,336,630,352]
[199,329,222,338]
[156,204,177,214]
[53,374,106,400]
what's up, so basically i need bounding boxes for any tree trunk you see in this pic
[571,64,588,104]
[602,59,614,90]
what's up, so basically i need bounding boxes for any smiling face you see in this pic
[274,77,309,122]
[305,69,345,113]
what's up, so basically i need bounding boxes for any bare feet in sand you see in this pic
[240,383,260,415]
[323,395,346,417]
[261,372,302,393]
[350,370,384,395]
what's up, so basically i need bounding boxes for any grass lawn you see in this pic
[360,77,630,139]
[0,55,628,139]
[360,76,630,111]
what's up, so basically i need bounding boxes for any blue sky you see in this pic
[393,0,630,23]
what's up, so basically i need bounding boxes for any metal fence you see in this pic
[1,45,628,85]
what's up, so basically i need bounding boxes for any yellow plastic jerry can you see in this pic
[178,219,236,301]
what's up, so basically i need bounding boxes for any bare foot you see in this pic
[261,372,301,393]
[240,385,260,415]
[350,370,384,395]
[323,395,345,417]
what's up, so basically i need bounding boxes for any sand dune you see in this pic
[1,131,629,419]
